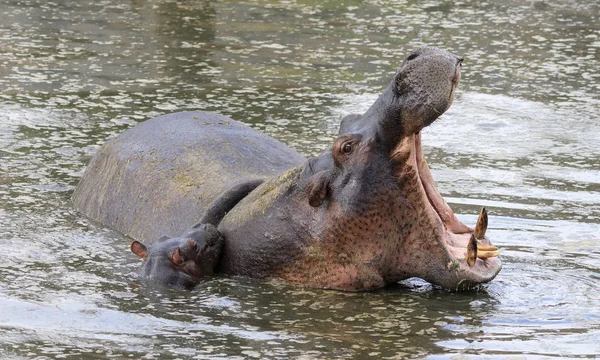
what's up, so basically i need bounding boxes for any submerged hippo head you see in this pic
[131,223,224,289]
[218,46,501,290]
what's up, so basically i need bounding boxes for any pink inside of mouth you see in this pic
[391,132,501,282]
[413,132,472,235]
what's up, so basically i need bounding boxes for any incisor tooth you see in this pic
[466,234,477,267]
[477,250,500,259]
[477,244,498,252]
[474,207,488,239]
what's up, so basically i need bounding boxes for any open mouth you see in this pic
[391,132,502,289]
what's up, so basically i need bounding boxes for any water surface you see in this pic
[1,0,599,358]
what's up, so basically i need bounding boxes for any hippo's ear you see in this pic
[131,241,148,260]
[171,247,185,266]
[306,171,332,208]
[339,113,362,135]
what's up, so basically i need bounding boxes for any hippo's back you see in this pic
[72,111,306,242]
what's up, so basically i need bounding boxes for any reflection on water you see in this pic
[0,0,599,358]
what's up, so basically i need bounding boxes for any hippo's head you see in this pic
[131,223,224,289]
[284,46,501,290]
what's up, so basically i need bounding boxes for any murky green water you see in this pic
[1,0,599,358]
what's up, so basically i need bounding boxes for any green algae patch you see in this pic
[223,166,302,227]
[172,172,198,196]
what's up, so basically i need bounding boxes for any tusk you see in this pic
[474,207,488,239]
[477,244,498,252]
[465,234,478,267]
[477,250,500,259]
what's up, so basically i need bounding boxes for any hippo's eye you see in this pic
[406,53,419,61]
[342,142,353,155]
[333,135,361,165]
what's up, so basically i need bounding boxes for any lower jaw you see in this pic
[390,133,502,288]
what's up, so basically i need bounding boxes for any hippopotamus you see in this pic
[130,223,224,289]
[72,46,501,291]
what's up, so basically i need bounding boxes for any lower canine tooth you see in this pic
[474,207,488,239]
[465,234,477,267]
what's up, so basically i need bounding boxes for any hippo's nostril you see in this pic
[186,238,197,249]
[406,53,419,61]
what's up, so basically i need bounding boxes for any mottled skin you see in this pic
[217,134,406,288]
[73,46,502,290]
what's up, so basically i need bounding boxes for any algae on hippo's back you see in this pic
[259,166,301,197]
[220,165,303,226]
[171,172,200,196]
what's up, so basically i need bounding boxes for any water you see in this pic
[1,0,599,358]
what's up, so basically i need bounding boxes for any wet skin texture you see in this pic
[73,46,501,290]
